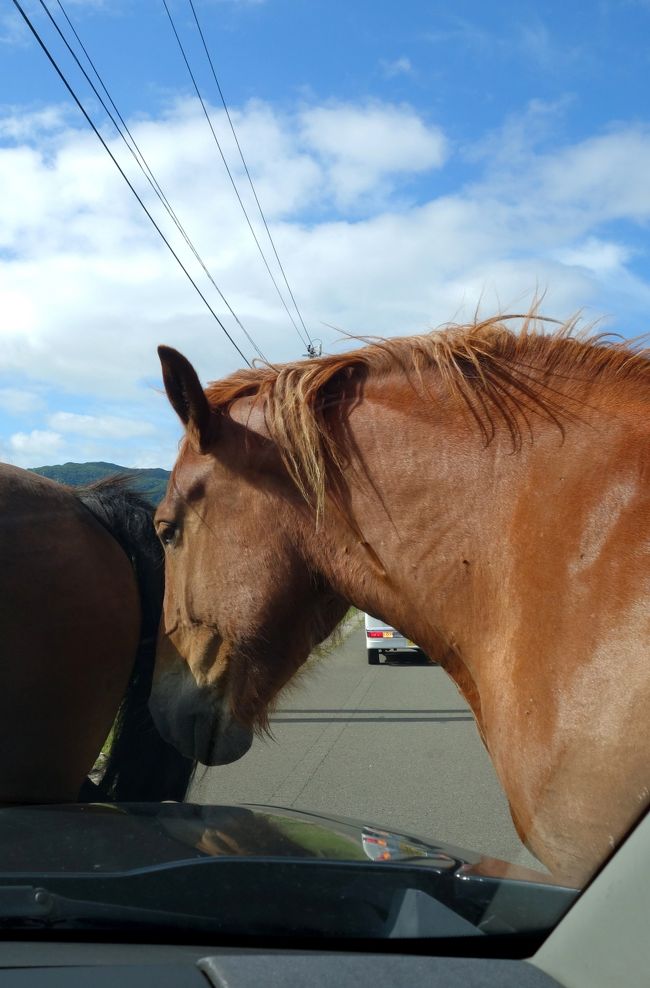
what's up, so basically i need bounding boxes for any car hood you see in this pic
[0,801,556,885]
[0,803,579,939]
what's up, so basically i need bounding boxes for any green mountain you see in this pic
[30,461,170,505]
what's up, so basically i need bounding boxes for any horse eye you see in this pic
[157,522,178,548]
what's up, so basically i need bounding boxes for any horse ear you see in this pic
[158,345,217,453]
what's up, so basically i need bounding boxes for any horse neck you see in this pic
[304,380,513,664]
[303,373,642,683]
[296,370,650,885]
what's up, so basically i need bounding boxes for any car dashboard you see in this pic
[0,941,562,988]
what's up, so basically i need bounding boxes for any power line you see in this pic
[187,0,313,348]
[43,0,267,364]
[162,0,312,351]
[13,0,252,366]
[53,0,185,242]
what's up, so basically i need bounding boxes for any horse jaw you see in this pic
[149,632,253,766]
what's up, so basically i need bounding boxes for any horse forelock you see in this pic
[203,310,650,519]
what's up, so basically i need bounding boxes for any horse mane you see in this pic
[74,476,195,801]
[75,476,163,623]
[204,312,650,518]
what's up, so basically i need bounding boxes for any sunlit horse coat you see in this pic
[152,313,650,884]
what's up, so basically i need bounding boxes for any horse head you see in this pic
[149,346,348,766]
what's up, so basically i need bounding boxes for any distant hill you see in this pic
[30,461,171,505]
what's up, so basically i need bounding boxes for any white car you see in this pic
[364,612,426,665]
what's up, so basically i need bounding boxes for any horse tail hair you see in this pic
[74,475,195,801]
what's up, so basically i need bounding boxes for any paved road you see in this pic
[189,620,541,871]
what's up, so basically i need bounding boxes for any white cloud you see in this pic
[8,429,64,465]
[205,0,266,5]
[0,105,72,142]
[552,238,632,275]
[1,96,650,468]
[299,102,448,207]
[424,14,586,73]
[516,19,585,72]
[381,57,413,78]
[2,422,176,470]
[468,96,576,168]
[47,412,156,439]
[534,128,650,220]
[0,11,29,47]
[423,18,493,52]
[0,388,45,415]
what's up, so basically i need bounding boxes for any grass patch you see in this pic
[311,607,362,661]
[101,724,115,757]
[263,815,367,861]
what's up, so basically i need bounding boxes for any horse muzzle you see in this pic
[149,647,253,766]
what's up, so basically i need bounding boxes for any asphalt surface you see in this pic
[188,618,542,871]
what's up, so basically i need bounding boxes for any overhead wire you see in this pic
[13,0,260,367]
[186,0,314,352]
[161,0,312,352]
[44,0,267,365]
[53,0,189,251]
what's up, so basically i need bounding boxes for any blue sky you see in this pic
[1,0,650,467]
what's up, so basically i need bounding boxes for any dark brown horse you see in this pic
[151,314,650,885]
[0,464,193,804]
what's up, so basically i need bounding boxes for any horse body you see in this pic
[0,463,194,804]
[0,465,139,802]
[152,319,650,884]
[364,384,650,882]
[326,373,650,881]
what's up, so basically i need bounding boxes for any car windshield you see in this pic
[0,0,648,951]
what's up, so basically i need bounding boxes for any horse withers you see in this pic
[0,464,193,804]
[151,315,650,885]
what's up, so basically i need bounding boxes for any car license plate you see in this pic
[382,631,393,638]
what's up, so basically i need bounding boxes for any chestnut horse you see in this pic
[0,464,194,804]
[151,314,650,885]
